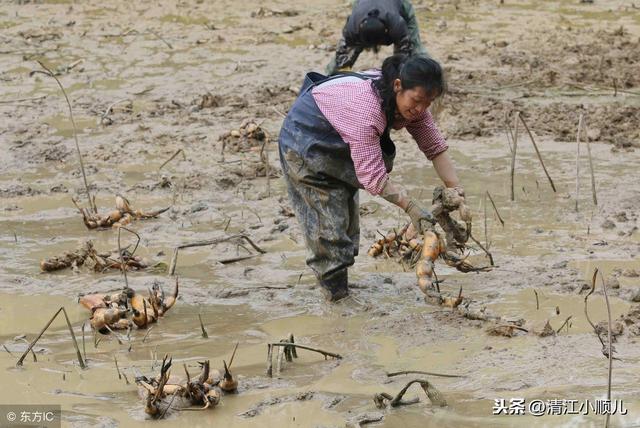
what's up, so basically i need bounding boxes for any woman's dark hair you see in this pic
[373,54,446,126]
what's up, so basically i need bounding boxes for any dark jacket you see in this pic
[344,0,409,47]
[326,0,428,74]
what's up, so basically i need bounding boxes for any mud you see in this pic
[1,0,640,427]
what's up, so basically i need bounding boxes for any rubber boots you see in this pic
[318,269,349,302]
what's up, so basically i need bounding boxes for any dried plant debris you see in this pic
[618,305,640,336]
[238,392,344,418]
[374,379,447,409]
[40,241,94,272]
[487,323,529,338]
[197,92,222,109]
[538,320,556,337]
[40,240,161,273]
[266,334,341,377]
[457,302,502,322]
[226,160,280,179]
[346,412,385,428]
[251,7,299,18]
[72,195,169,230]
[219,119,268,153]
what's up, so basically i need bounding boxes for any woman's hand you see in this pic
[404,199,435,233]
[379,179,435,234]
[452,185,471,222]
[452,185,464,196]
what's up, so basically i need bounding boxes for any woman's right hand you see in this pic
[380,179,435,233]
[404,199,435,234]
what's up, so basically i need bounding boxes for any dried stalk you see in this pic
[288,333,297,359]
[266,342,341,377]
[387,370,465,379]
[16,307,85,369]
[147,30,173,49]
[283,342,293,363]
[483,193,488,249]
[485,191,505,226]
[117,227,129,288]
[228,342,239,368]
[100,98,129,124]
[0,95,47,104]
[218,255,257,264]
[142,326,154,343]
[555,315,572,333]
[94,328,101,349]
[266,344,273,376]
[18,338,37,362]
[81,321,87,362]
[505,110,514,154]
[583,118,598,206]
[584,269,607,352]
[159,148,186,170]
[468,233,494,266]
[518,114,556,193]
[575,114,583,212]
[376,379,447,408]
[271,105,286,118]
[64,308,86,368]
[160,390,179,419]
[510,111,520,201]
[495,324,529,333]
[260,140,271,197]
[114,355,122,379]
[374,392,418,408]
[393,379,446,407]
[601,272,613,428]
[268,343,341,358]
[275,346,285,375]
[198,314,208,339]
[33,61,96,213]
[169,234,266,275]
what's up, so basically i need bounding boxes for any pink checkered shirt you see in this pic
[312,73,448,195]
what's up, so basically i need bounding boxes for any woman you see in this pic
[279,54,463,302]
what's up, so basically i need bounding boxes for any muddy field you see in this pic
[1,0,640,427]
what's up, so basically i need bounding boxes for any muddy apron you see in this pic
[278,71,395,281]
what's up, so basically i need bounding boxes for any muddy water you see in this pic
[2,139,639,427]
[2,0,640,427]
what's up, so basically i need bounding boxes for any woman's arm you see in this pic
[379,177,409,210]
[431,150,459,188]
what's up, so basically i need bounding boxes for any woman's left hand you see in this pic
[451,185,464,196]
[450,185,471,222]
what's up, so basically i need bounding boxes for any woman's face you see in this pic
[393,79,437,121]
